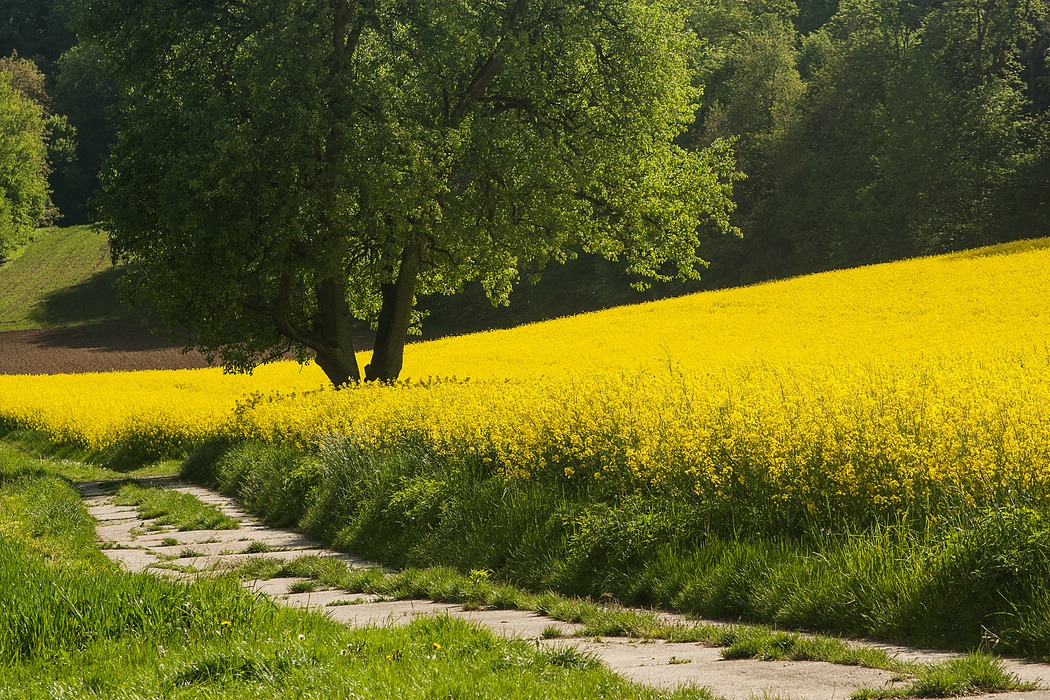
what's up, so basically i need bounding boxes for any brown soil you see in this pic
[0,320,379,376]
[0,321,214,375]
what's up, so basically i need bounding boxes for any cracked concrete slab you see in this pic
[103,548,160,572]
[146,540,317,557]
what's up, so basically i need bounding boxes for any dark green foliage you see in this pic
[690,0,1050,288]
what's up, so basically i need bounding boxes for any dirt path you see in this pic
[79,480,1050,700]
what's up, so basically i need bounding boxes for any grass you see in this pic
[0,445,719,700]
[0,225,132,331]
[196,439,1050,659]
[230,555,900,667]
[227,551,1039,697]
[113,483,240,531]
[0,427,181,477]
[852,654,1037,698]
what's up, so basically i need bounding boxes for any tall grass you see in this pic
[200,439,1050,658]
[0,448,714,700]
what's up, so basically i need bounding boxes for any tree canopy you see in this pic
[78,0,739,385]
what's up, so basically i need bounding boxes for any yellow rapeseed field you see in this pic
[2,238,1049,523]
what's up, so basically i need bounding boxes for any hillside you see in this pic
[0,225,128,332]
[4,235,1050,656]
[397,236,1050,379]
[0,226,211,375]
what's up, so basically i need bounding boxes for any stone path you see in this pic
[80,480,1050,700]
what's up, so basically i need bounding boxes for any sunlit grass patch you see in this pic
[113,484,239,531]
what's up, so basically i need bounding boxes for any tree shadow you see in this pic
[28,319,190,352]
[28,266,133,327]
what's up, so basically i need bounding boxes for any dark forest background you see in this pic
[4,0,1048,330]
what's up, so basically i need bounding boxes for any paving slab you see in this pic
[103,548,160,572]
[130,527,286,547]
[243,578,316,596]
[146,540,318,558]
[87,505,141,521]
[96,521,165,541]
[168,548,365,573]
[457,609,581,639]
[281,590,383,609]
[561,639,906,700]
[323,600,462,627]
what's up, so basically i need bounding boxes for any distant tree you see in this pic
[0,54,56,258]
[0,0,75,73]
[693,0,1048,282]
[77,0,739,386]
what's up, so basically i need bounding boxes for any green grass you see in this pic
[113,483,240,531]
[230,551,1038,697]
[852,653,1037,698]
[0,427,182,476]
[233,555,901,666]
[0,225,132,331]
[196,439,1050,659]
[0,446,718,700]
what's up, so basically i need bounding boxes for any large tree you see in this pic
[78,0,738,386]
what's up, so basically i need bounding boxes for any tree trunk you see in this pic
[314,276,361,387]
[365,241,423,382]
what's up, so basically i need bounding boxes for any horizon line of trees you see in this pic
[3,0,1048,285]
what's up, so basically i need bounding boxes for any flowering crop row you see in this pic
[1,239,1049,527]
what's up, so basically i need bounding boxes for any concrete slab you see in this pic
[87,505,140,521]
[280,590,380,609]
[243,578,316,596]
[147,540,317,558]
[561,638,907,700]
[103,548,160,573]
[130,527,281,547]
[170,548,364,573]
[456,608,581,640]
[324,600,461,627]
[96,521,162,542]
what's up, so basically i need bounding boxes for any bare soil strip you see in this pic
[79,480,1050,700]
[0,322,212,375]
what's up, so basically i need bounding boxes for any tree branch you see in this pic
[449,0,530,124]
[272,273,332,354]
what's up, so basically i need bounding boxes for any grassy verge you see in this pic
[233,555,901,668]
[192,439,1050,659]
[0,426,182,476]
[113,483,239,531]
[0,447,716,700]
[229,552,1036,697]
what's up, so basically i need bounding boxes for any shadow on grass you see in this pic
[28,266,131,328]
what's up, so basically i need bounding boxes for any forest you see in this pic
[2,0,1048,285]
